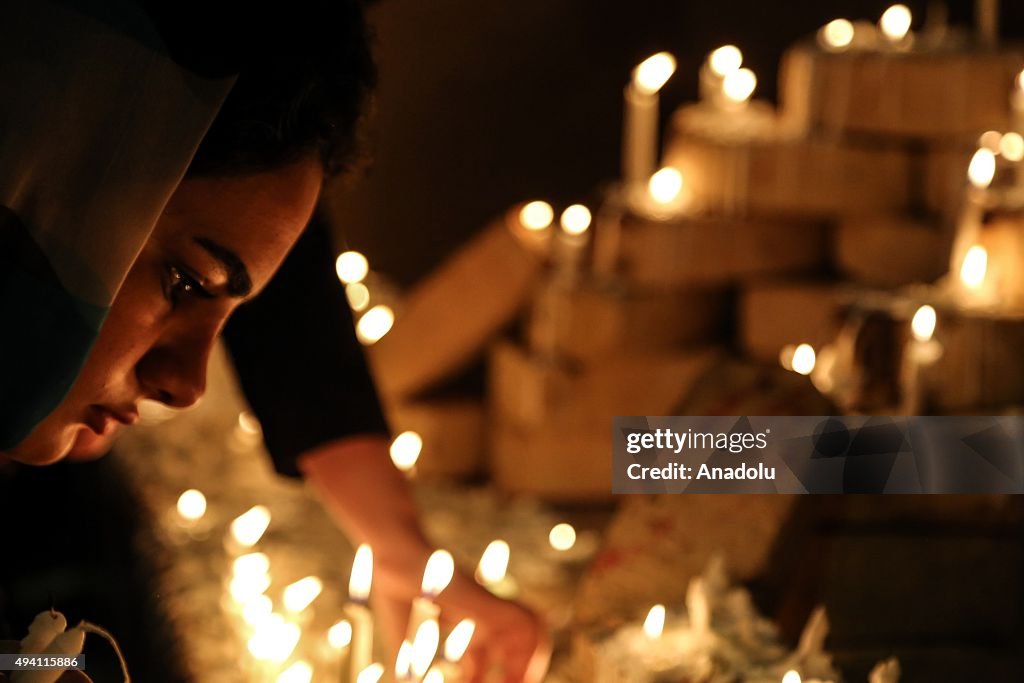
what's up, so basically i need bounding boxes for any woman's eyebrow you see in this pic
[193,236,253,297]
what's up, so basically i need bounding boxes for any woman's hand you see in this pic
[371,565,550,683]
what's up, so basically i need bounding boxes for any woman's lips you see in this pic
[85,405,139,435]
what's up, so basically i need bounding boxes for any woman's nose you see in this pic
[136,339,212,409]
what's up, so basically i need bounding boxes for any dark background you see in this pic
[327,0,1024,285]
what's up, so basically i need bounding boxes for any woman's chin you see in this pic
[66,426,118,461]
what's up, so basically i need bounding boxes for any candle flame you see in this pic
[423,668,446,683]
[336,251,370,284]
[960,244,988,290]
[791,343,817,376]
[176,489,207,521]
[1000,132,1024,161]
[283,576,323,613]
[648,167,684,205]
[477,540,511,585]
[880,4,912,42]
[247,615,300,663]
[968,148,997,188]
[230,572,272,603]
[395,640,413,678]
[722,67,757,104]
[356,305,395,345]
[276,661,313,683]
[978,130,1002,152]
[328,620,353,650]
[519,201,554,231]
[782,671,802,683]
[549,523,577,551]
[633,52,677,95]
[356,663,385,683]
[349,544,373,602]
[241,594,274,627]
[911,305,937,342]
[1017,69,1024,91]
[411,619,441,678]
[233,552,270,577]
[421,550,455,595]
[230,505,271,548]
[643,604,666,639]
[390,431,423,472]
[346,282,371,312]
[708,45,743,77]
[821,19,855,49]
[560,204,592,236]
[443,619,476,663]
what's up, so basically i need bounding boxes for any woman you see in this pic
[0,1,547,680]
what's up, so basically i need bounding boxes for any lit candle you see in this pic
[276,660,313,683]
[356,663,385,683]
[395,640,414,682]
[622,52,677,194]
[440,619,475,682]
[721,67,757,112]
[780,343,817,376]
[356,304,395,345]
[555,203,592,282]
[879,5,913,48]
[643,604,666,639]
[390,430,423,477]
[901,305,943,416]
[476,540,517,599]
[508,200,555,256]
[336,250,370,285]
[817,19,855,52]
[227,505,271,553]
[699,45,743,107]
[175,488,207,528]
[282,576,323,615]
[782,671,802,683]
[406,550,455,646]
[975,0,999,46]
[347,544,375,682]
[548,523,577,552]
[410,618,441,681]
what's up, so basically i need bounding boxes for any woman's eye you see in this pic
[164,265,206,308]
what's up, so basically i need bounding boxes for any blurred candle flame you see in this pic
[443,619,476,663]
[549,523,577,551]
[643,604,666,639]
[911,305,937,343]
[230,505,271,548]
[410,619,441,678]
[390,431,423,472]
[283,576,323,613]
[421,550,455,596]
[648,167,684,205]
[820,19,854,49]
[708,45,742,77]
[722,68,757,103]
[880,4,912,42]
[356,305,395,345]
[356,663,385,683]
[476,540,511,585]
[519,201,554,231]
[633,52,676,94]
[791,343,817,376]
[176,489,207,521]
[968,148,997,188]
[560,204,592,236]
[349,544,373,602]
[328,620,353,650]
[960,245,988,290]
[276,661,313,683]
[336,251,370,284]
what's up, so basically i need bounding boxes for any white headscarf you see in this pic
[0,0,234,446]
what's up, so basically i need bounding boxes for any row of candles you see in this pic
[173,419,583,682]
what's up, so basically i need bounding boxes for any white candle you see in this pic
[555,204,592,283]
[975,0,999,46]
[879,5,913,48]
[406,550,454,645]
[622,52,676,193]
[410,618,441,681]
[347,544,375,682]
[900,305,942,415]
[475,540,517,599]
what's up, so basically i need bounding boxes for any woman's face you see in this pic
[3,159,323,465]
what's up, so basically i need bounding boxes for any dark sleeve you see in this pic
[222,213,390,478]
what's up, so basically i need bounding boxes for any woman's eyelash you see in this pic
[164,264,212,307]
